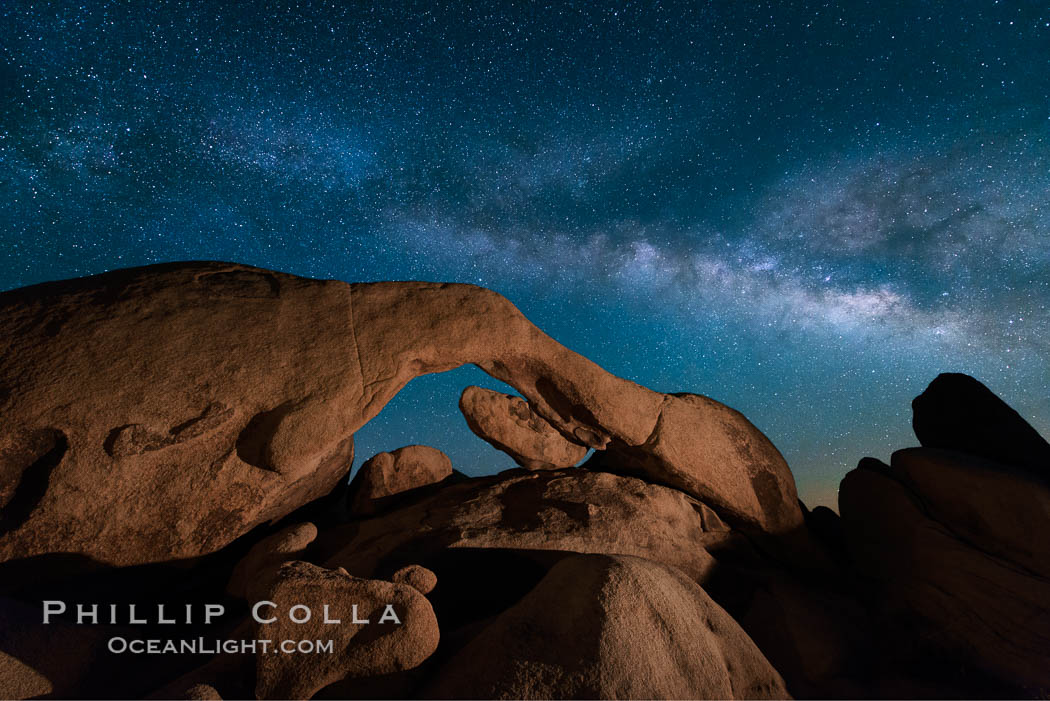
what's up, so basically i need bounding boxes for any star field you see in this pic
[3,1,1049,508]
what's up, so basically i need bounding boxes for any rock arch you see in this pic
[0,262,802,567]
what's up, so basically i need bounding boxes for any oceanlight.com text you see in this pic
[107,637,335,655]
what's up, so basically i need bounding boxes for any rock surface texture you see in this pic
[458,385,588,469]
[226,521,318,599]
[0,263,361,566]
[252,561,440,700]
[424,554,789,700]
[589,392,801,534]
[0,261,802,569]
[347,445,453,516]
[319,468,734,584]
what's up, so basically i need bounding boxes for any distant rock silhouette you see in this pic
[912,373,1050,473]
[801,504,848,564]
[842,376,1050,693]
[840,454,1050,692]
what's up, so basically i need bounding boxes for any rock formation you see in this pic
[318,468,734,584]
[391,564,438,595]
[2,264,1048,700]
[346,279,803,535]
[226,522,318,599]
[588,392,801,535]
[458,385,588,469]
[0,263,360,567]
[839,452,1050,691]
[912,372,1050,473]
[180,684,222,700]
[840,375,1050,694]
[0,262,801,571]
[423,554,789,700]
[346,445,453,516]
[252,561,440,700]
[0,597,113,699]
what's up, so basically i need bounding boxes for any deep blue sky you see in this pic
[3,1,1049,508]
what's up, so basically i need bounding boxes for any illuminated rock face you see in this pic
[252,560,440,701]
[422,553,789,700]
[0,262,361,567]
[458,384,589,470]
[346,444,453,517]
[319,468,733,585]
[0,261,802,567]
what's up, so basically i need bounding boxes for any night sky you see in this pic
[3,1,1049,509]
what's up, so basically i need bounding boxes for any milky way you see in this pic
[3,1,1049,507]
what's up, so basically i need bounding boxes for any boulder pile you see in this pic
[839,373,1050,694]
[0,262,1046,699]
